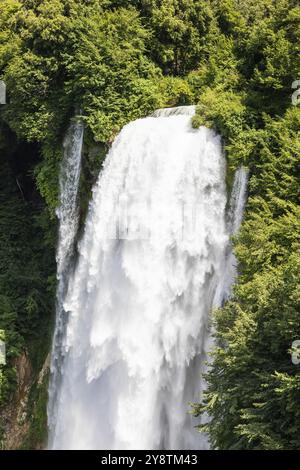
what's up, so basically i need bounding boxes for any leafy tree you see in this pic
[192,1,300,449]
[1,0,300,450]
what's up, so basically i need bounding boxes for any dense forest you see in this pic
[0,0,299,450]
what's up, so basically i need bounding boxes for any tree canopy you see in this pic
[0,0,300,449]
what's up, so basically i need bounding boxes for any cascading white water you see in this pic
[48,120,84,443]
[201,166,249,412]
[49,108,247,450]
[152,105,196,117]
[216,167,249,304]
[228,167,249,237]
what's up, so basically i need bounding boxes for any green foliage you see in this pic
[0,0,300,450]
[0,0,203,213]
[21,371,50,450]
[192,0,300,450]
[0,135,55,410]
[192,88,247,139]
[136,0,215,75]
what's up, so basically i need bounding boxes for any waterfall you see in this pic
[228,167,249,237]
[201,166,249,420]
[215,167,249,304]
[47,120,84,444]
[49,108,247,450]
[152,105,196,117]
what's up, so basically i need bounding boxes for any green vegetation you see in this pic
[190,0,300,450]
[0,0,299,449]
[20,369,50,449]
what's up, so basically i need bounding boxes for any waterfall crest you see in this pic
[48,120,84,445]
[49,110,247,450]
[152,105,196,117]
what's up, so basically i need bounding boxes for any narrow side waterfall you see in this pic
[49,109,247,450]
[217,167,249,304]
[228,167,249,237]
[48,120,84,443]
[202,166,249,405]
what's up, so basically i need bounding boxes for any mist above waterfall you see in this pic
[49,109,246,450]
